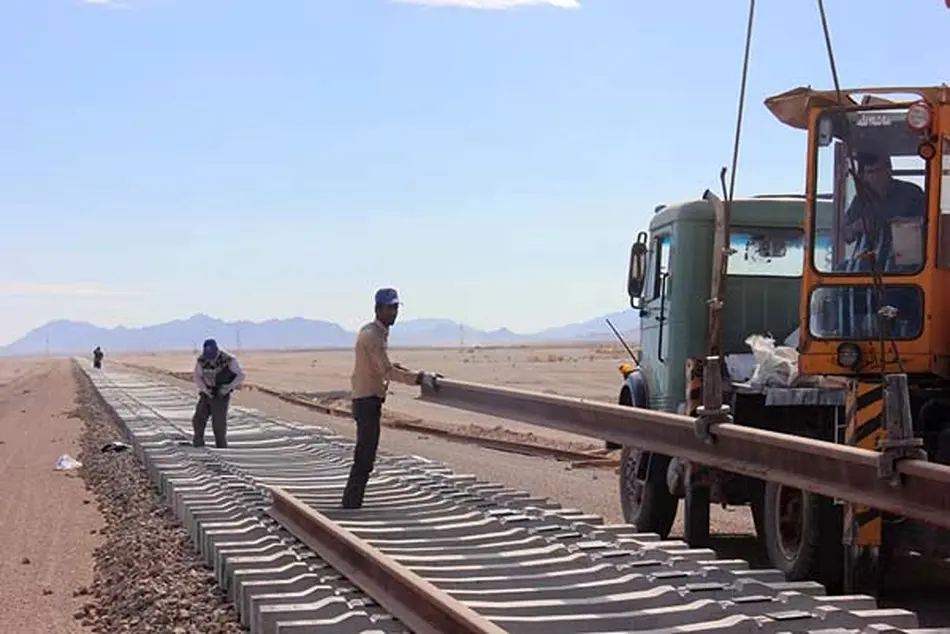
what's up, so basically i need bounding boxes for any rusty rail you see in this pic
[418,377,950,529]
[267,487,507,634]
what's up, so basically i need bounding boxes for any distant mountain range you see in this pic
[0,311,640,356]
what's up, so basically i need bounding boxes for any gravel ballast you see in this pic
[72,365,245,634]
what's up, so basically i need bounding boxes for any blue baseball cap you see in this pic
[374,287,400,306]
[201,338,218,359]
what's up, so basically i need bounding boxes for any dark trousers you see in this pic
[341,396,383,509]
[192,393,230,448]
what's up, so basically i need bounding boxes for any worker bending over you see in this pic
[342,287,431,509]
[192,338,245,448]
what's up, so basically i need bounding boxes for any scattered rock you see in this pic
[42,589,53,596]
[71,367,244,634]
[21,557,31,565]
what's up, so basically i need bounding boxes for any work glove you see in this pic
[418,371,443,391]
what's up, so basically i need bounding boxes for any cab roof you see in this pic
[649,194,833,233]
[764,85,950,130]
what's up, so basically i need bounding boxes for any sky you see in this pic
[1,0,948,345]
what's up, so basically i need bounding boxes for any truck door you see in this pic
[638,232,672,409]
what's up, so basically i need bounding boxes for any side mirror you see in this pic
[627,231,649,301]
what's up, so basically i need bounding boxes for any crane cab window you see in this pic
[813,107,928,276]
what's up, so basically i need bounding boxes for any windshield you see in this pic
[728,226,803,277]
[809,284,923,340]
[813,106,928,276]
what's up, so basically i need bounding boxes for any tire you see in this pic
[761,479,843,589]
[616,372,678,537]
[619,447,678,537]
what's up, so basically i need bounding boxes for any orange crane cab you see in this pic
[765,85,950,378]
[764,84,950,593]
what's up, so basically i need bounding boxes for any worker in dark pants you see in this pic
[341,288,430,509]
[192,338,245,448]
[92,346,104,369]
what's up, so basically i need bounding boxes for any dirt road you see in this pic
[0,359,101,634]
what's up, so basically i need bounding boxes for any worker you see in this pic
[840,151,925,273]
[192,338,245,449]
[92,346,104,369]
[342,287,428,509]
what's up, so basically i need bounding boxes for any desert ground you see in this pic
[2,351,949,628]
[0,359,100,633]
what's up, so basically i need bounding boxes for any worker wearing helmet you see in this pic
[192,338,245,448]
[342,287,428,509]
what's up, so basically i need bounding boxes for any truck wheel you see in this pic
[761,480,842,589]
[619,446,678,538]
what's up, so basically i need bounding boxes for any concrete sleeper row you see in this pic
[80,362,940,634]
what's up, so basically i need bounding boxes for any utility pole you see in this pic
[45,335,50,357]
[236,328,242,351]
[459,323,464,348]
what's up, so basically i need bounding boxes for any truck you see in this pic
[619,85,950,593]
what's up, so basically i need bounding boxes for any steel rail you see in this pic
[418,378,950,529]
[267,487,508,634]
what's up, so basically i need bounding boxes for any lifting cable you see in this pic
[709,0,756,359]
[815,0,905,375]
[724,0,757,206]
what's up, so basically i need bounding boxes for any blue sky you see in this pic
[1,0,947,345]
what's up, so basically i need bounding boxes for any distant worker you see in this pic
[92,346,104,369]
[192,338,245,449]
[342,288,431,509]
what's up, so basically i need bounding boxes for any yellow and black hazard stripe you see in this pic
[686,357,704,417]
[843,380,884,547]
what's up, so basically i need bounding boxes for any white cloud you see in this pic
[0,283,144,298]
[392,0,580,9]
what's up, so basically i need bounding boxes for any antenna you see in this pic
[605,318,639,365]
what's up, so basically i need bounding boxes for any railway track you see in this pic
[80,361,941,633]
[116,362,619,470]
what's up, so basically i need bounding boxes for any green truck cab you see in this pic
[630,195,811,414]
[617,193,838,583]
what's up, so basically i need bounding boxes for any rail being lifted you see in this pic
[417,374,950,529]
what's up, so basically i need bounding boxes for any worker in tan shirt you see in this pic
[342,287,428,509]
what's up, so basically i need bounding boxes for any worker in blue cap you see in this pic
[342,287,432,509]
[191,337,246,448]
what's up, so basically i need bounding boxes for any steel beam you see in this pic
[419,378,950,529]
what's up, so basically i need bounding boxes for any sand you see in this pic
[0,359,102,633]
